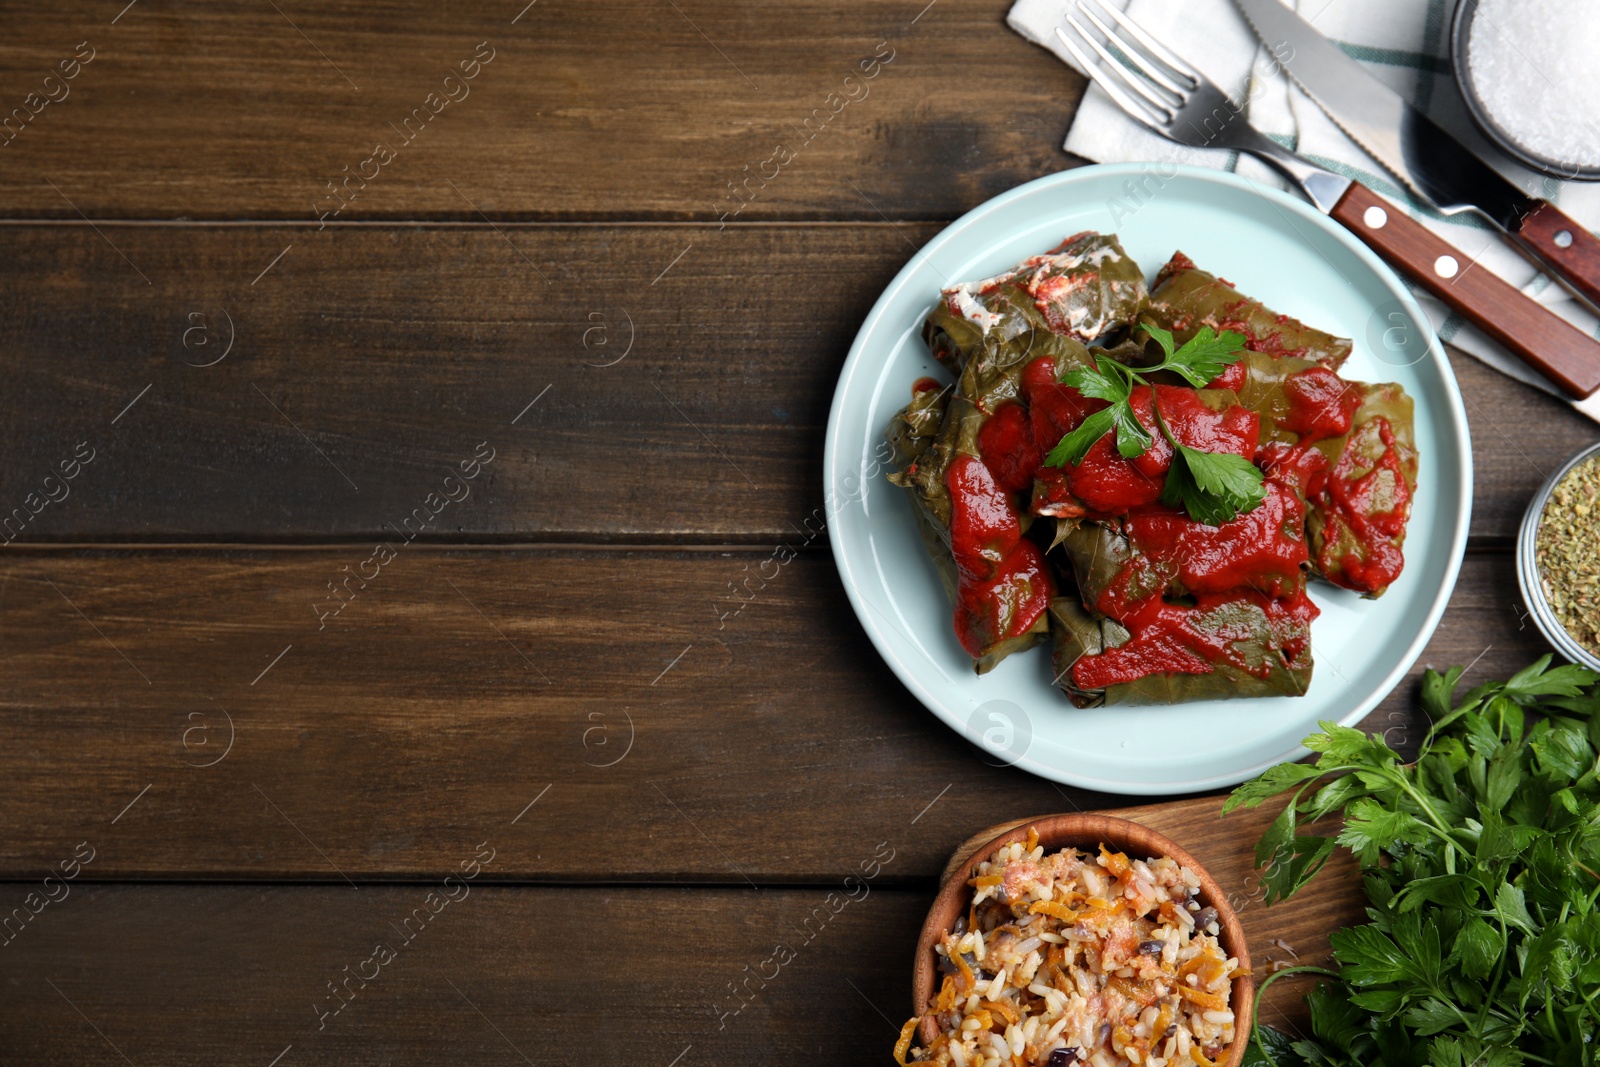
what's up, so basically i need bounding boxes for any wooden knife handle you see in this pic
[1328,182,1600,400]
[1512,201,1600,316]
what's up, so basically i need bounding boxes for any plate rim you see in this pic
[822,162,1473,794]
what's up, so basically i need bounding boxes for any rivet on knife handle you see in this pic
[1330,183,1600,400]
[1513,203,1600,318]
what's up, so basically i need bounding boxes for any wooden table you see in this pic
[0,3,1590,1062]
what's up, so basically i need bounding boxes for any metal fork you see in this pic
[1054,0,1345,210]
[1049,0,1600,399]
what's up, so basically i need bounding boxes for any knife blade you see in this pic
[1234,0,1600,318]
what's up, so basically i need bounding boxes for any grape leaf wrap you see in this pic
[1140,251,1352,371]
[924,231,1148,375]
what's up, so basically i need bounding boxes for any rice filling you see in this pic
[898,834,1240,1067]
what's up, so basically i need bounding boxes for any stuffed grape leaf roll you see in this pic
[1305,382,1417,597]
[1048,590,1316,707]
[1053,479,1311,615]
[888,334,1105,673]
[924,231,1148,374]
[887,378,959,605]
[1141,252,1352,371]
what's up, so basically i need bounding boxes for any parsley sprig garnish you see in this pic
[1041,325,1266,526]
[1228,656,1600,1067]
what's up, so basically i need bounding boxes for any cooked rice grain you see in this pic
[899,840,1240,1067]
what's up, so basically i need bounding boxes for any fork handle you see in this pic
[1329,182,1600,400]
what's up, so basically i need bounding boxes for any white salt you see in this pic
[1467,0,1600,169]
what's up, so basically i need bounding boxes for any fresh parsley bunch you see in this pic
[1227,656,1600,1067]
[1042,324,1266,525]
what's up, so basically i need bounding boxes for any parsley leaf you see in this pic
[1057,359,1151,460]
[1044,328,1259,524]
[1492,882,1536,934]
[1235,658,1600,1067]
[1159,440,1267,526]
[1221,760,1326,814]
[1109,405,1152,458]
[1143,322,1251,386]
[1062,358,1129,404]
[1042,406,1117,468]
[1452,917,1502,981]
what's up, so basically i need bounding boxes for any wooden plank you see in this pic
[1446,352,1596,545]
[0,224,1583,544]
[0,222,925,545]
[0,546,1541,880]
[0,795,1353,1064]
[0,0,1077,222]
[0,883,926,1066]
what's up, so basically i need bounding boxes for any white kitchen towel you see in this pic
[1008,0,1600,423]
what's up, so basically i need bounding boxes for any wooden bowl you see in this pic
[912,813,1253,1066]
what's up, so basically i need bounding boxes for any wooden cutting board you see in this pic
[942,793,1364,1037]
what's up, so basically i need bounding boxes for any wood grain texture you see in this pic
[0,797,1355,1065]
[0,224,1586,545]
[0,0,1078,222]
[0,222,929,545]
[1332,182,1600,399]
[0,546,1541,880]
[0,882,925,1066]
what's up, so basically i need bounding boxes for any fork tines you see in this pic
[1054,0,1200,130]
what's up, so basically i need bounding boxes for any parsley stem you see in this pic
[1251,964,1340,1005]
[1248,965,1343,1067]
[1390,768,1468,855]
[1475,910,1511,1035]
[1250,964,1340,1024]
[1152,396,1178,450]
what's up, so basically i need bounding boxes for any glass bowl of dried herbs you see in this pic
[1518,439,1600,671]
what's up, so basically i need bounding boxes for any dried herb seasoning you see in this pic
[1536,453,1600,655]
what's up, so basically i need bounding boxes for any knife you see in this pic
[1234,0,1600,318]
[1049,7,1600,400]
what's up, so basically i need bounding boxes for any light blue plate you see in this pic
[823,164,1472,795]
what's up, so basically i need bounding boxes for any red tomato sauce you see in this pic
[1121,480,1308,600]
[1072,587,1318,690]
[1315,416,1412,594]
[976,401,1041,494]
[944,455,1054,658]
[1282,366,1360,441]
[1029,378,1258,520]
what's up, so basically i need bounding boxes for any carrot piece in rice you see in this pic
[1027,900,1080,922]
[894,1018,918,1065]
[1099,844,1131,878]
[953,947,976,991]
[1178,985,1228,1011]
